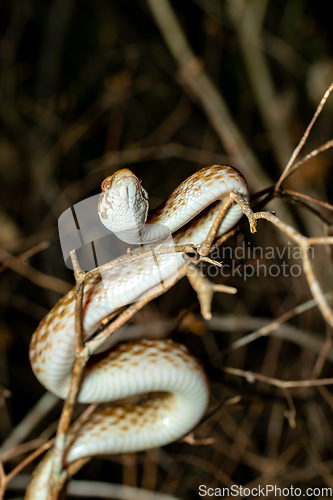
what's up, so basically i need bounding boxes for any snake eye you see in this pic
[101,176,112,192]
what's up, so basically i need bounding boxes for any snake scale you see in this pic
[26,165,249,498]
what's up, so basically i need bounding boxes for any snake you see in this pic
[26,165,249,498]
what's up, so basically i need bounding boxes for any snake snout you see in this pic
[117,178,139,202]
[101,168,138,192]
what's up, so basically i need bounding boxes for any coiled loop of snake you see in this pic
[26,165,249,499]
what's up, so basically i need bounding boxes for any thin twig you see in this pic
[48,251,87,499]
[280,188,333,213]
[254,211,333,328]
[199,192,256,257]
[1,393,59,452]
[216,293,332,356]
[282,389,296,429]
[84,243,199,282]
[223,366,333,389]
[0,246,71,295]
[276,82,333,190]
[277,138,333,187]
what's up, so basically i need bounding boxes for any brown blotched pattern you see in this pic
[26,165,248,499]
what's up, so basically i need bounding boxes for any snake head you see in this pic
[98,169,149,244]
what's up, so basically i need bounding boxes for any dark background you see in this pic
[1,1,333,498]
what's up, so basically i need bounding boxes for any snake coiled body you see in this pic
[26,165,249,498]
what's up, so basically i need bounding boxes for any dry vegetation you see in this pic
[1,0,333,499]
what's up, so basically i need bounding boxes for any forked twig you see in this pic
[218,293,333,356]
[276,82,333,190]
[0,439,54,500]
[279,188,333,213]
[278,138,333,187]
[223,366,333,390]
[254,211,333,328]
